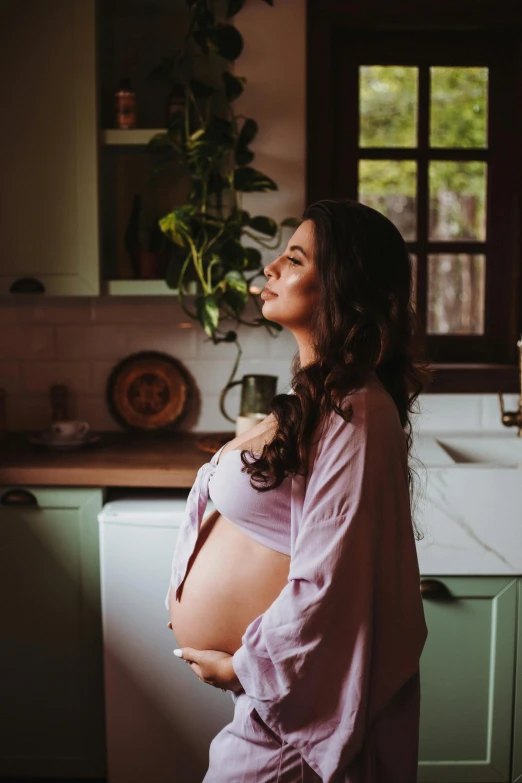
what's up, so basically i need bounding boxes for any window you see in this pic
[307,19,522,391]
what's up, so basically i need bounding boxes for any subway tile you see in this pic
[183,360,243,398]
[21,362,91,395]
[6,395,52,431]
[16,299,93,323]
[415,394,482,432]
[0,302,19,323]
[91,361,118,396]
[55,325,127,358]
[75,396,124,432]
[0,325,55,359]
[267,328,298,360]
[188,394,238,433]
[124,323,198,359]
[92,296,182,324]
[0,362,21,393]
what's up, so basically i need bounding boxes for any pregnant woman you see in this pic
[165,198,430,782]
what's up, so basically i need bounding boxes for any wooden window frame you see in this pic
[306,2,522,392]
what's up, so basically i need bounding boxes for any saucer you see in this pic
[28,432,101,451]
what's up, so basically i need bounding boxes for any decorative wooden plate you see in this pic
[106,351,192,432]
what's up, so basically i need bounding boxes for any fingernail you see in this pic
[173,649,183,657]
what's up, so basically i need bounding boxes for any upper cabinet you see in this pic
[0,0,99,296]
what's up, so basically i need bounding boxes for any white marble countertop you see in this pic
[412,431,522,576]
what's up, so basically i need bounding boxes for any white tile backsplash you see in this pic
[0,298,519,433]
[21,361,91,395]
[416,394,483,432]
[0,362,21,394]
[0,325,55,359]
[55,324,127,359]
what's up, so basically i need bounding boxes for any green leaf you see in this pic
[190,79,215,99]
[222,71,246,101]
[147,53,178,84]
[234,166,278,193]
[280,216,301,228]
[166,109,185,134]
[237,118,258,148]
[147,132,173,150]
[249,216,278,237]
[263,318,283,330]
[158,206,193,246]
[192,30,214,53]
[214,24,243,60]
[219,237,246,268]
[221,269,248,312]
[244,247,263,269]
[226,0,247,17]
[235,147,254,166]
[195,294,220,337]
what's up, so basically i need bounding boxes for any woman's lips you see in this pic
[261,288,278,299]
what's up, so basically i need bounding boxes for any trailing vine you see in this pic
[147,0,299,389]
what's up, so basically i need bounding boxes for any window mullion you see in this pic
[416,65,430,332]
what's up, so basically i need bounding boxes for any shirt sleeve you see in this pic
[231,402,426,782]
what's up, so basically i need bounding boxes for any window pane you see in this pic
[429,161,486,241]
[359,66,418,148]
[427,254,485,334]
[359,160,417,240]
[430,67,488,148]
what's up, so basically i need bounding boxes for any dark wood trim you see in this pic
[307,0,522,32]
[425,364,519,393]
[359,148,489,161]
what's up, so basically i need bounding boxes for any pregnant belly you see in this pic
[169,510,291,655]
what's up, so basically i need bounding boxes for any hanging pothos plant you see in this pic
[146,0,300,387]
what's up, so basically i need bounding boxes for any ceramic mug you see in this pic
[51,420,90,440]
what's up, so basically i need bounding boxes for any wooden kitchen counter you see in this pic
[0,430,235,488]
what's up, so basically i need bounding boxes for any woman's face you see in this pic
[261,220,320,330]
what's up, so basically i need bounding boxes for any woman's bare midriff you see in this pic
[168,414,291,655]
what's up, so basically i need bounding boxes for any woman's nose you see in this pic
[264,257,279,277]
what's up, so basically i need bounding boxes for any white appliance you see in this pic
[98,494,234,783]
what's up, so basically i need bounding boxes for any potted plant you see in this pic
[146,0,300,388]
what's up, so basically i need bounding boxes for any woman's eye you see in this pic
[287,256,300,266]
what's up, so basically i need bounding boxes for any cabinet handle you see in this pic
[9,277,46,294]
[420,578,452,600]
[0,488,38,506]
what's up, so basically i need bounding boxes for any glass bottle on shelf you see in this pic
[114,77,136,129]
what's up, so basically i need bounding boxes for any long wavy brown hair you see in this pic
[238,198,432,540]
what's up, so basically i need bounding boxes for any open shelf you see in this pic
[101,129,165,146]
[104,279,198,296]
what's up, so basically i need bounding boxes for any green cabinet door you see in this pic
[513,579,522,783]
[418,576,517,783]
[0,487,106,778]
[0,0,99,296]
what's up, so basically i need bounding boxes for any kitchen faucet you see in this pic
[498,335,522,437]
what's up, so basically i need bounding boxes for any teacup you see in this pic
[51,420,90,440]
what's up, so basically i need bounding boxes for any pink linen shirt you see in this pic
[167,375,428,782]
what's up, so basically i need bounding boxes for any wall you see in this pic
[0,0,517,434]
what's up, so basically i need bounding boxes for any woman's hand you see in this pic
[167,622,242,693]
